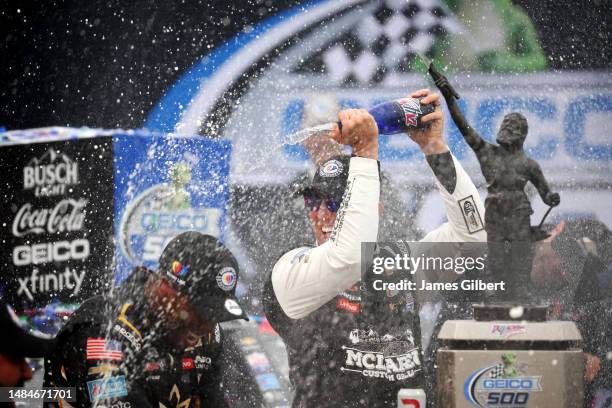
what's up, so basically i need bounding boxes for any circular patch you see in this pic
[319,159,343,178]
[224,299,243,316]
[216,267,237,291]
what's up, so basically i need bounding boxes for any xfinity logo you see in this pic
[23,148,79,197]
[17,267,85,301]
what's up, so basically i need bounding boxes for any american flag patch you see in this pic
[86,338,123,361]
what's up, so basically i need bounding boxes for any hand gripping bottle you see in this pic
[367,97,435,134]
[284,97,435,144]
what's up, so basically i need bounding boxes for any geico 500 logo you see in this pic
[119,184,221,263]
[13,239,90,266]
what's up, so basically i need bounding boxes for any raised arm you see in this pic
[406,90,486,243]
[271,110,380,319]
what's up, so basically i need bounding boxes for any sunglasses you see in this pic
[304,196,341,213]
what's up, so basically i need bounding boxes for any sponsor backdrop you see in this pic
[0,129,231,308]
[0,135,115,308]
[1,0,609,307]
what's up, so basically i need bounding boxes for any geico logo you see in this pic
[345,349,420,373]
[13,239,90,266]
[23,162,78,189]
[140,212,209,232]
[483,378,536,390]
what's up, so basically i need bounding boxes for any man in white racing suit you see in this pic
[263,89,486,407]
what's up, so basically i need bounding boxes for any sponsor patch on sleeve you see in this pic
[458,195,484,234]
[86,375,128,401]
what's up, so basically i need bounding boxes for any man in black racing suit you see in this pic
[44,232,248,408]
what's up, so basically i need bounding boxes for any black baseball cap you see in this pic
[300,155,351,203]
[0,299,56,358]
[158,232,248,322]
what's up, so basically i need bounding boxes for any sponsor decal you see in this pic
[214,323,221,343]
[167,261,189,286]
[86,375,128,401]
[119,163,222,265]
[88,364,120,376]
[172,261,189,278]
[464,353,542,407]
[96,402,131,408]
[241,336,257,346]
[194,355,212,370]
[161,384,190,408]
[224,299,243,316]
[113,324,142,351]
[144,362,158,372]
[86,338,123,361]
[336,297,360,315]
[341,328,420,381]
[290,247,311,265]
[397,98,423,128]
[490,324,527,339]
[182,357,195,371]
[12,199,88,238]
[13,238,90,266]
[247,352,271,374]
[458,195,485,234]
[16,267,85,302]
[319,159,343,177]
[329,178,353,243]
[255,373,281,391]
[216,266,237,291]
[23,148,79,197]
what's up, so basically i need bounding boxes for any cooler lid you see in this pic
[438,320,582,342]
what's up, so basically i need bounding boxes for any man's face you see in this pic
[148,278,214,349]
[305,195,340,245]
[0,354,32,387]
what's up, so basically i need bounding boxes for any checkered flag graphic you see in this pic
[489,364,505,379]
[293,0,461,85]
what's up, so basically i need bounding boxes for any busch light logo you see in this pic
[23,148,79,197]
[464,353,542,407]
[119,163,222,264]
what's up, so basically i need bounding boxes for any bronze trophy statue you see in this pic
[421,57,560,301]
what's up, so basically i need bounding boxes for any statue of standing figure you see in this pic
[427,65,560,301]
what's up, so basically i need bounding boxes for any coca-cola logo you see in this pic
[23,148,79,197]
[12,198,88,237]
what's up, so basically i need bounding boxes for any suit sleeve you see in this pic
[271,156,380,319]
[44,324,153,408]
[420,152,487,243]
